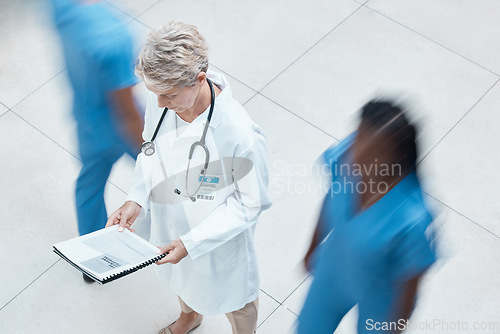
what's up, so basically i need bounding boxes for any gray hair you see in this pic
[135,21,209,90]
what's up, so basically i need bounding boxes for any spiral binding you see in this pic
[103,253,167,284]
[53,246,168,285]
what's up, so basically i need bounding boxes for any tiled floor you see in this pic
[1,0,499,333]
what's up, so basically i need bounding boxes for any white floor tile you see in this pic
[261,6,498,156]
[126,18,153,57]
[107,154,137,194]
[136,0,360,91]
[258,305,298,334]
[0,260,192,334]
[0,112,80,308]
[367,0,500,75]
[422,81,500,236]
[12,72,78,157]
[245,94,335,302]
[0,1,64,108]
[0,259,280,333]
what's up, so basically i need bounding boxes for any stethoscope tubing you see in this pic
[141,78,216,201]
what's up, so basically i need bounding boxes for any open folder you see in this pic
[53,225,166,284]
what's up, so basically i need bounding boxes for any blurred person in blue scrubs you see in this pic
[298,100,436,334]
[50,0,143,242]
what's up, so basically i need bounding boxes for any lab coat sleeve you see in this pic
[125,92,157,210]
[180,129,272,260]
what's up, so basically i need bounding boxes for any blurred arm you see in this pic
[304,210,323,272]
[392,274,422,334]
[304,190,334,272]
[109,86,144,153]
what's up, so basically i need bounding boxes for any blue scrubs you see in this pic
[51,0,139,235]
[298,134,435,334]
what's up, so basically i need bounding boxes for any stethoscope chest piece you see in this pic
[141,141,155,156]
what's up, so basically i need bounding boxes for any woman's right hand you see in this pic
[105,200,142,232]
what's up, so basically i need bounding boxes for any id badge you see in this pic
[196,175,220,201]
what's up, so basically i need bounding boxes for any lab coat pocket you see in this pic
[192,238,237,274]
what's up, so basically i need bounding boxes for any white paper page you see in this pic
[54,226,160,279]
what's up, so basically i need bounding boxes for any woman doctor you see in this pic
[106,22,271,334]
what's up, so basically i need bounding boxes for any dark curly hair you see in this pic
[361,100,418,175]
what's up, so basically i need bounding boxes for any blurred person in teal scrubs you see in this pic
[50,0,144,244]
[299,100,436,334]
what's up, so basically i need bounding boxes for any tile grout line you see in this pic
[10,69,66,111]
[0,109,10,119]
[361,4,500,78]
[258,93,341,142]
[132,17,152,30]
[254,1,499,141]
[417,78,500,164]
[0,259,60,312]
[259,288,283,306]
[281,275,310,306]
[2,4,160,199]
[257,304,281,329]
[257,277,309,328]
[210,63,260,97]
[132,0,161,20]
[242,92,260,107]
[102,1,136,21]
[132,0,356,122]
[107,180,128,196]
[132,16,260,103]
[134,17,152,30]
[356,3,500,240]
[245,4,363,137]
[96,1,499,154]
[14,6,143,198]
[10,111,80,161]
[424,191,500,240]
[100,2,158,30]
[3,1,496,327]
[256,4,364,94]
[9,111,128,195]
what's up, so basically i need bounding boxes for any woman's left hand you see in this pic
[155,239,188,265]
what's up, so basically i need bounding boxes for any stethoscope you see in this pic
[140,78,216,202]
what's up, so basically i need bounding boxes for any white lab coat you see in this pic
[126,71,271,315]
